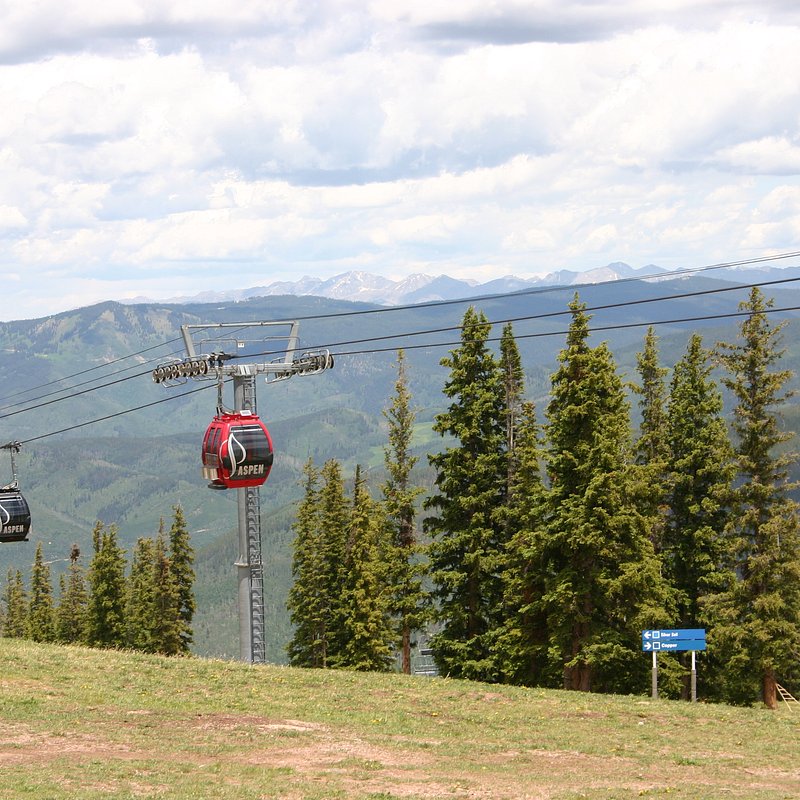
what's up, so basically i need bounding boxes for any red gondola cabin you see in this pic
[0,488,31,543]
[202,411,274,489]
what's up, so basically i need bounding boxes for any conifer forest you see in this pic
[283,288,800,709]
[2,286,800,710]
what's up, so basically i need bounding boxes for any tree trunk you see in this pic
[401,625,411,675]
[762,668,777,710]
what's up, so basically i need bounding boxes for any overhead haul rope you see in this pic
[18,383,217,445]
[3,247,799,404]
[14,303,800,445]
[227,273,800,363]
[261,251,800,322]
[4,273,800,422]
[3,250,800,410]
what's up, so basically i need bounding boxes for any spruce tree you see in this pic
[381,349,425,674]
[168,505,195,653]
[86,522,127,649]
[332,465,394,671]
[710,288,800,708]
[663,334,735,698]
[288,459,349,667]
[27,542,56,642]
[287,460,326,667]
[151,527,183,655]
[495,401,551,685]
[316,458,350,665]
[425,306,507,681]
[632,327,671,552]
[538,295,671,692]
[2,569,27,638]
[126,536,157,652]
[499,322,526,490]
[56,545,88,644]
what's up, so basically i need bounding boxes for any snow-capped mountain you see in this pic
[126,262,688,307]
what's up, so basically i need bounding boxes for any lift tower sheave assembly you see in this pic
[153,320,333,664]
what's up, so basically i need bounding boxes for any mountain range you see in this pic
[126,261,800,308]
[129,262,667,306]
[4,267,800,660]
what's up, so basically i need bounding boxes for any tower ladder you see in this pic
[776,683,798,709]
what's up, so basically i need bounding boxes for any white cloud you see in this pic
[1,1,800,319]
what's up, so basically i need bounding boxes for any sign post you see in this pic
[642,629,707,701]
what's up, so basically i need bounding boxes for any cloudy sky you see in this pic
[2,1,799,320]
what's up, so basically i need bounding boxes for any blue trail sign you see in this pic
[641,628,706,652]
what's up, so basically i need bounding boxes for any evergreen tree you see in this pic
[710,288,800,708]
[316,458,350,665]
[151,526,183,655]
[499,322,526,490]
[537,295,671,692]
[168,505,195,653]
[2,569,27,638]
[287,460,326,667]
[632,327,671,552]
[495,401,551,685]
[287,459,349,667]
[424,306,507,681]
[332,465,394,671]
[126,536,157,652]
[27,542,56,642]
[381,349,425,674]
[56,545,88,644]
[86,521,127,648]
[663,334,735,698]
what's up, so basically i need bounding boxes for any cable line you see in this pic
[0,336,184,406]
[4,271,800,422]
[5,253,800,437]
[3,250,798,409]
[18,303,800,446]
[228,273,800,363]
[323,304,800,359]
[271,250,800,322]
[19,382,216,445]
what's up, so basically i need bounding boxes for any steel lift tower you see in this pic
[153,320,333,663]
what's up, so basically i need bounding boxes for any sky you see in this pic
[2,0,800,320]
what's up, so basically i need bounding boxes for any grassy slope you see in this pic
[0,640,798,800]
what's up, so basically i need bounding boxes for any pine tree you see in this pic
[710,288,800,708]
[126,536,157,652]
[168,505,195,653]
[538,295,671,692]
[316,458,350,665]
[424,306,507,681]
[499,322,526,490]
[381,349,425,674]
[495,401,551,685]
[287,460,326,667]
[663,334,735,699]
[287,459,349,667]
[2,569,27,638]
[151,526,183,655]
[86,522,127,649]
[632,327,671,552]
[27,542,56,642]
[56,545,88,644]
[332,465,394,671]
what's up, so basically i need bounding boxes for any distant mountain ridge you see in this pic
[128,262,671,307]
[128,260,800,308]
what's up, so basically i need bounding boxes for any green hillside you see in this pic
[0,639,798,799]
[2,278,800,661]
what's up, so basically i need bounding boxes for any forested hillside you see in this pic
[2,275,800,664]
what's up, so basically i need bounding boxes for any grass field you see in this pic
[0,639,797,799]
